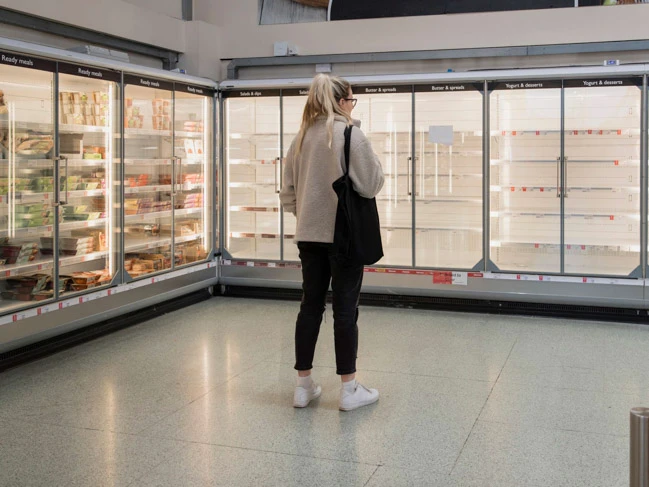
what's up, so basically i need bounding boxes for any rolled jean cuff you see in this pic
[336,367,357,376]
[295,365,313,371]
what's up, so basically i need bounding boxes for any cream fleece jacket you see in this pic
[280,115,385,243]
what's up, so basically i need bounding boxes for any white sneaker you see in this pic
[339,380,379,411]
[293,379,322,408]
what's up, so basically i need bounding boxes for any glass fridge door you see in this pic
[281,90,308,262]
[564,79,641,276]
[173,84,213,267]
[57,64,121,295]
[489,81,562,273]
[0,56,56,311]
[415,84,483,269]
[354,86,413,267]
[225,91,281,260]
[123,76,174,278]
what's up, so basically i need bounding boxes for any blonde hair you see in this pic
[294,74,353,157]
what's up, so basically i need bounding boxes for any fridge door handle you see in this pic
[556,157,561,198]
[563,156,568,198]
[275,157,281,194]
[172,156,178,197]
[407,157,412,196]
[177,157,183,194]
[55,156,69,206]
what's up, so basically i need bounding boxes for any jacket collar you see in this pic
[315,115,349,123]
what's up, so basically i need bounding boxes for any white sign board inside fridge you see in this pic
[429,126,454,145]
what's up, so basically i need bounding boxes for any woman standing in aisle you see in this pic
[280,74,385,411]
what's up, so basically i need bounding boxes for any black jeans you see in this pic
[294,242,364,375]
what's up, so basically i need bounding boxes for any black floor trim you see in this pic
[221,285,649,324]
[0,289,212,373]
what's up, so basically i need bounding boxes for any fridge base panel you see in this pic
[0,266,219,357]
[220,265,648,312]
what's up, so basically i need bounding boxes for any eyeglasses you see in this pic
[342,98,358,107]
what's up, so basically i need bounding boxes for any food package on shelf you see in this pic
[70,229,106,251]
[181,173,202,185]
[177,193,203,209]
[15,137,54,159]
[0,240,39,265]
[159,220,199,237]
[31,177,54,192]
[181,244,206,263]
[40,236,95,256]
[184,139,196,157]
[83,145,105,160]
[68,269,110,291]
[93,91,109,105]
[124,223,160,236]
[59,92,73,104]
[126,174,150,188]
[194,140,204,156]
[62,204,101,222]
[151,200,171,213]
[1,274,51,301]
[182,121,204,133]
[125,198,140,215]
[152,115,171,131]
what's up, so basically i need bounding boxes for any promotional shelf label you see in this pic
[58,62,121,82]
[124,74,173,91]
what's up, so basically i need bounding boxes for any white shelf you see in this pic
[0,251,109,279]
[124,158,173,165]
[0,189,106,204]
[124,207,203,222]
[60,124,110,134]
[229,182,275,188]
[124,128,172,138]
[0,218,107,238]
[124,234,202,253]
[175,131,205,139]
[230,206,278,213]
[228,159,279,165]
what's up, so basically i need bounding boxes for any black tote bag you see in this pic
[332,125,383,265]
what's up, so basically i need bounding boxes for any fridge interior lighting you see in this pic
[203,96,209,249]
[106,83,114,275]
[8,102,15,239]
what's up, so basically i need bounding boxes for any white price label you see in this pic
[452,272,468,286]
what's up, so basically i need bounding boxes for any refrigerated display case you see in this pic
[281,89,308,262]
[0,38,218,356]
[57,63,121,296]
[0,55,57,312]
[224,90,282,260]
[489,80,563,273]
[173,83,213,268]
[123,76,175,277]
[218,66,649,311]
[354,86,413,266]
[415,83,484,270]
[563,78,641,277]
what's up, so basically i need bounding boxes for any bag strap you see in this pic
[343,125,352,176]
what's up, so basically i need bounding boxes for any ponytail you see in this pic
[294,74,353,157]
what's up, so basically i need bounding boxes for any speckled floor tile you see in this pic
[0,298,292,434]
[140,361,493,473]
[450,421,627,487]
[480,381,648,437]
[132,442,377,487]
[270,306,518,382]
[0,418,184,487]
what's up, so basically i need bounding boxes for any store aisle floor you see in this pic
[0,296,646,486]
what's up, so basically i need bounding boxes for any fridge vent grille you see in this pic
[0,290,211,372]
[221,286,649,323]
